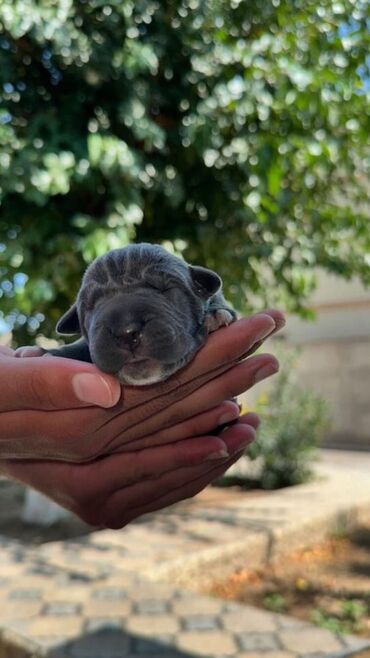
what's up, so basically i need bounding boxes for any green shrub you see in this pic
[247,348,330,489]
[0,2,369,343]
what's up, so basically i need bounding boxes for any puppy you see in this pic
[17,243,236,386]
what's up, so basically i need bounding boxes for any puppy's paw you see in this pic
[205,308,236,333]
[14,346,46,358]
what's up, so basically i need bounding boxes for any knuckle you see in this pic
[129,453,153,481]
[104,516,129,530]
[22,368,53,409]
[163,407,186,428]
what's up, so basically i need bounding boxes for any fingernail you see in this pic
[254,361,279,384]
[232,436,256,454]
[238,318,277,362]
[255,318,276,341]
[204,448,230,461]
[218,408,240,426]
[72,373,119,408]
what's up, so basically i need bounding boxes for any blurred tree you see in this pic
[0,0,369,343]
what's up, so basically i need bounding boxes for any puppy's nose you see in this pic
[112,322,143,351]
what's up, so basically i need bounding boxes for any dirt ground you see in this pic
[206,523,370,638]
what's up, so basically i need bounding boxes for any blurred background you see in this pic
[1,0,369,451]
[0,0,370,644]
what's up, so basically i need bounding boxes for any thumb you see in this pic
[0,353,121,412]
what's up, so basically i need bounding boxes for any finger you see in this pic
[104,353,278,453]
[122,313,278,410]
[237,412,260,429]
[14,346,45,358]
[0,346,15,357]
[236,309,286,359]
[94,421,256,499]
[1,422,254,527]
[0,354,269,462]
[111,400,241,452]
[103,444,248,529]
[88,434,230,495]
[0,355,121,412]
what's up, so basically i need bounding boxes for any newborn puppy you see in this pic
[18,243,236,386]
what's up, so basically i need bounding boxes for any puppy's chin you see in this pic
[117,358,165,386]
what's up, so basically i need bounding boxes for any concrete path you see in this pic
[0,451,369,658]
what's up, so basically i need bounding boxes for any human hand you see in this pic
[2,411,261,528]
[2,311,283,462]
[0,310,284,527]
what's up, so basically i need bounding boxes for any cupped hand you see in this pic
[2,411,260,528]
[0,310,285,528]
[0,311,283,462]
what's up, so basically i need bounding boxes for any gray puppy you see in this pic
[22,243,236,386]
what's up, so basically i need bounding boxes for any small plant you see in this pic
[247,347,330,489]
[263,592,288,613]
[341,600,368,624]
[312,600,368,635]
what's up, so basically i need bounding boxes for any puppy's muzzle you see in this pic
[87,292,199,383]
[109,321,144,353]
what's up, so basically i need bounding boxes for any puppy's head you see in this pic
[57,244,222,385]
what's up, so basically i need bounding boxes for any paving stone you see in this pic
[280,627,343,653]
[134,598,169,614]
[0,563,24,578]
[276,613,311,630]
[46,586,89,603]
[91,586,128,600]
[0,619,32,637]
[28,615,83,637]
[238,653,294,658]
[173,596,223,616]
[44,601,81,616]
[177,631,237,656]
[30,635,69,650]
[320,647,370,658]
[238,632,280,651]
[8,588,42,600]
[1,457,370,658]
[0,630,45,658]
[222,606,277,632]
[83,598,132,617]
[85,617,123,633]
[0,601,43,620]
[182,615,220,631]
[127,582,177,602]
[342,635,370,650]
[125,614,180,636]
[7,576,53,593]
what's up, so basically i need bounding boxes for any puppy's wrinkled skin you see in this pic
[22,244,236,385]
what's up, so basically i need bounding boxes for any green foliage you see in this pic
[263,593,288,613]
[248,348,330,488]
[312,599,368,635]
[0,1,369,342]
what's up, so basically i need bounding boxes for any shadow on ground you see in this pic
[53,629,194,657]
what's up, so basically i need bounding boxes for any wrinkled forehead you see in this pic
[77,244,189,312]
[85,245,188,287]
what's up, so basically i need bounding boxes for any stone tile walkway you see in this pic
[0,452,370,657]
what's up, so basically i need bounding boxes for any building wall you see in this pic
[243,271,370,449]
[292,338,370,448]
[279,271,370,448]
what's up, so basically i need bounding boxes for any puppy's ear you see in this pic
[56,304,81,335]
[189,265,222,299]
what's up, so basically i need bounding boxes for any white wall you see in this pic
[245,271,370,448]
